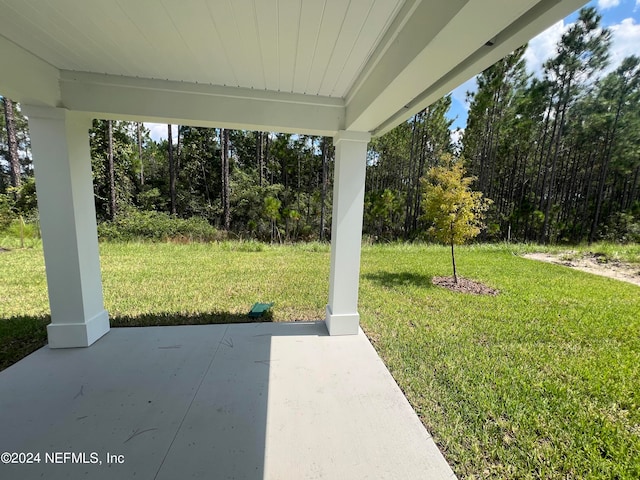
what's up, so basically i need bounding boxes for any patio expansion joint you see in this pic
[152,324,230,480]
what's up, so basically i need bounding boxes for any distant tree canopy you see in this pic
[1,7,639,244]
[461,7,639,244]
[368,6,639,244]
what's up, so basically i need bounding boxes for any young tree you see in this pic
[421,157,491,283]
[263,195,281,243]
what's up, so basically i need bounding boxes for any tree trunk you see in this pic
[107,120,117,220]
[450,224,458,284]
[3,97,22,194]
[404,112,422,238]
[136,122,144,186]
[221,128,230,230]
[265,133,272,184]
[168,124,176,215]
[319,137,328,241]
[540,81,570,243]
[176,126,181,170]
[589,93,624,245]
[256,131,264,186]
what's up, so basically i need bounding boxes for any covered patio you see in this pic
[0,322,456,479]
[1,0,585,477]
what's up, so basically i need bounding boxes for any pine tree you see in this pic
[537,7,611,242]
[2,97,21,195]
[220,128,230,230]
[168,124,176,215]
[107,120,116,220]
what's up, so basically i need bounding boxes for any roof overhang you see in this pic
[0,0,586,137]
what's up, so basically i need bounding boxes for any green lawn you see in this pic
[1,242,639,478]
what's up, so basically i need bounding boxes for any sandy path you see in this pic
[523,252,640,287]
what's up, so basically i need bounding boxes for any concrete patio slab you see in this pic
[0,322,456,479]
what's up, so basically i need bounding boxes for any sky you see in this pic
[447,0,640,140]
[147,123,178,143]
[147,1,640,143]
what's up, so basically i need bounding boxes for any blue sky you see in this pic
[447,0,640,138]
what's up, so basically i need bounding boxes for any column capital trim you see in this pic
[22,106,93,129]
[21,105,69,120]
[334,130,371,144]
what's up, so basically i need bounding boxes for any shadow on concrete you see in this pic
[110,310,273,327]
[0,322,328,479]
[0,310,273,372]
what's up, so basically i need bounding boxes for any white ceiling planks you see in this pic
[0,0,84,72]
[253,0,280,92]
[292,0,330,94]
[0,0,404,97]
[157,1,233,86]
[0,0,588,136]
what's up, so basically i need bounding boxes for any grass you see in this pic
[360,244,639,479]
[1,241,638,478]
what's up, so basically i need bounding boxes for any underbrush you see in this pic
[97,210,226,242]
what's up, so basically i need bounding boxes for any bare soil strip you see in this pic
[523,252,640,287]
[432,276,500,295]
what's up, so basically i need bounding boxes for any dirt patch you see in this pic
[432,276,499,295]
[0,247,9,253]
[523,252,640,287]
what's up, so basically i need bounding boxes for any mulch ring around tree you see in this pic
[432,276,499,296]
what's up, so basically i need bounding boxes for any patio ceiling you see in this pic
[1,0,586,136]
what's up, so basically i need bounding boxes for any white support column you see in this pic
[23,106,110,348]
[325,130,371,336]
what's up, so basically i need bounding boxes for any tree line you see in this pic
[366,7,639,244]
[463,7,639,244]
[1,107,337,242]
[1,7,638,244]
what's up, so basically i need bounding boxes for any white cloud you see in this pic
[608,17,640,70]
[450,128,464,147]
[524,20,569,77]
[598,0,620,10]
[450,77,477,110]
[523,16,640,78]
[146,123,177,142]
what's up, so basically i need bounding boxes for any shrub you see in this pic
[97,209,226,242]
[602,212,640,244]
[0,195,14,231]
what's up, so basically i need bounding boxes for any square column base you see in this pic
[325,306,359,336]
[47,310,110,348]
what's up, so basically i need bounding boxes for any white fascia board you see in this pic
[0,34,61,106]
[346,0,587,136]
[345,0,471,132]
[372,0,588,136]
[59,71,345,136]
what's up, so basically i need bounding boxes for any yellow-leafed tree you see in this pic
[421,156,491,283]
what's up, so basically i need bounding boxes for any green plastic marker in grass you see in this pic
[248,302,274,318]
